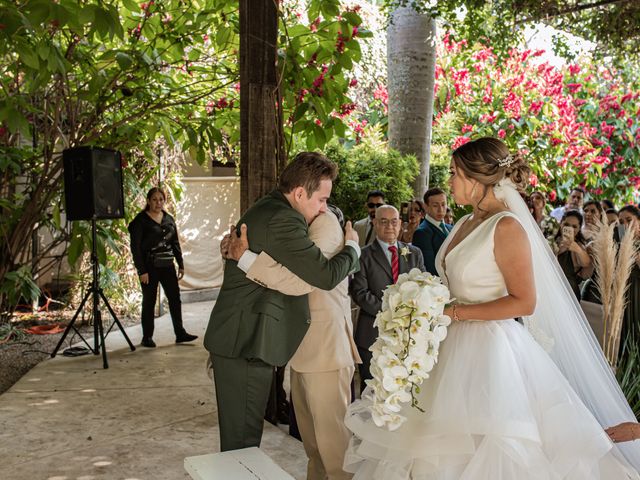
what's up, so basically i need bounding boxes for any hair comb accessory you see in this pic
[498,154,515,168]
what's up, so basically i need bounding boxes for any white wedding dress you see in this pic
[344,211,640,480]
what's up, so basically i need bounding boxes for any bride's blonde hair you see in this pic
[452,137,530,192]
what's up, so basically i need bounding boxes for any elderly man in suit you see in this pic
[225,206,360,480]
[350,205,425,393]
[353,190,385,247]
[206,152,360,452]
[412,187,452,275]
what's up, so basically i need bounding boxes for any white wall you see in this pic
[176,177,240,290]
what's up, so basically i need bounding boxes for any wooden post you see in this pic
[240,0,284,213]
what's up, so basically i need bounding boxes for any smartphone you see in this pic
[562,226,574,240]
[617,224,627,241]
[400,202,410,223]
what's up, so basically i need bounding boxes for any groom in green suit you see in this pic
[204,152,360,451]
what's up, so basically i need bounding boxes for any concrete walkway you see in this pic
[0,300,306,480]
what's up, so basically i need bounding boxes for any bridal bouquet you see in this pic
[365,268,451,431]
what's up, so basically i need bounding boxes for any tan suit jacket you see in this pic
[246,211,361,373]
[353,216,374,247]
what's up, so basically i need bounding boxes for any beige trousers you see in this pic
[291,366,355,480]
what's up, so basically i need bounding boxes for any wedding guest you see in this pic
[412,188,451,275]
[601,199,616,212]
[350,205,425,393]
[399,199,425,243]
[550,187,585,221]
[582,200,606,241]
[530,191,559,242]
[607,208,620,225]
[353,190,385,247]
[606,422,640,443]
[553,210,592,299]
[618,206,640,372]
[444,207,454,226]
[128,187,198,348]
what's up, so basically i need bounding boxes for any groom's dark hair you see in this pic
[278,152,338,196]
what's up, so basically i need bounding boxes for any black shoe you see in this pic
[175,333,198,343]
[141,337,156,348]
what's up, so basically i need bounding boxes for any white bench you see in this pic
[185,447,295,480]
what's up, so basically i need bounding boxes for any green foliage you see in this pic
[351,33,640,205]
[618,315,640,419]
[0,0,368,320]
[325,133,420,221]
[279,0,370,154]
[427,144,451,191]
[0,266,40,317]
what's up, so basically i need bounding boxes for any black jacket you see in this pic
[128,210,184,275]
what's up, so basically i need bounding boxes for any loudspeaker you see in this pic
[63,147,125,221]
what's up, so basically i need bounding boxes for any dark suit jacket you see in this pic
[350,239,425,350]
[204,190,359,366]
[412,219,452,275]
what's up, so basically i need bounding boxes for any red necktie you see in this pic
[388,245,399,283]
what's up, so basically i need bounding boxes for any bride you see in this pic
[344,137,640,479]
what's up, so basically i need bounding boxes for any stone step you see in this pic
[185,447,295,480]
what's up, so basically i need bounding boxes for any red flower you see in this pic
[528,101,543,115]
[566,83,582,93]
[529,173,539,187]
[568,64,581,75]
[479,112,498,123]
[349,78,358,87]
[336,32,346,53]
[373,84,388,106]
[502,91,522,119]
[498,129,506,139]
[548,191,557,202]
[452,136,471,150]
[339,103,356,117]
[310,17,321,33]
[461,124,473,133]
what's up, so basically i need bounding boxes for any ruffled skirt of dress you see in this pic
[344,320,640,480]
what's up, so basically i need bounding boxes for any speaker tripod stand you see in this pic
[51,218,136,368]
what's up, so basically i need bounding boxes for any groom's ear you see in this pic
[292,186,306,202]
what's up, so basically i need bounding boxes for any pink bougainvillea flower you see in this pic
[452,136,471,150]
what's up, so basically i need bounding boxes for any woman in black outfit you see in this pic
[128,187,197,348]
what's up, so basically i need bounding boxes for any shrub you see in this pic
[324,132,420,222]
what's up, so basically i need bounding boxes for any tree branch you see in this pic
[516,0,633,24]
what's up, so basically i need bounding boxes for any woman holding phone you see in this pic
[618,206,640,371]
[399,199,426,243]
[553,210,593,299]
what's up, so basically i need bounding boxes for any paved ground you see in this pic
[0,300,306,480]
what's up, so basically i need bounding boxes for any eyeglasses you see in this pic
[368,202,384,209]
[378,219,400,227]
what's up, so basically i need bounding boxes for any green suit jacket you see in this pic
[204,190,359,366]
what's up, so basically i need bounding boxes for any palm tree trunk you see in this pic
[387,7,437,198]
